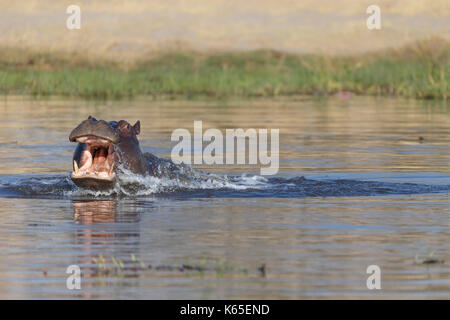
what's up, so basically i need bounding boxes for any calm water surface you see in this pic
[0,96,448,299]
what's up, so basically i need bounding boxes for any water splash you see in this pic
[0,155,448,199]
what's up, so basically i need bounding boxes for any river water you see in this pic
[0,96,448,299]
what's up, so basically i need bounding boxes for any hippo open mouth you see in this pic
[71,136,116,180]
[69,116,120,189]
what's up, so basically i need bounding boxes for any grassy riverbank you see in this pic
[0,38,448,100]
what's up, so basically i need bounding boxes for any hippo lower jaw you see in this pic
[71,135,117,189]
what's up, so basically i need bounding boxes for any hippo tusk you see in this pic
[109,163,115,176]
[74,160,79,174]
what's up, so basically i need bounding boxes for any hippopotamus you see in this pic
[69,116,152,190]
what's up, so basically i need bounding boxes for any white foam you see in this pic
[67,163,270,197]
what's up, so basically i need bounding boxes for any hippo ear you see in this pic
[133,121,141,135]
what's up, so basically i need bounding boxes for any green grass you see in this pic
[0,38,448,100]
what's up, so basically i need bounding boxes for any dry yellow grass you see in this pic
[3,0,450,16]
[0,0,449,60]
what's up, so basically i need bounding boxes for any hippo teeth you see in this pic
[109,162,115,176]
[74,160,79,174]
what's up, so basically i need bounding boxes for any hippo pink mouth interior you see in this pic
[72,135,116,181]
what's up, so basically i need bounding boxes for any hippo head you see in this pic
[69,116,145,190]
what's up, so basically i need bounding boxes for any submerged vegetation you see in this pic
[0,38,448,100]
[88,254,260,278]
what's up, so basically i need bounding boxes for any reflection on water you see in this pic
[71,200,143,297]
[73,200,117,224]
[0,96,448,299]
